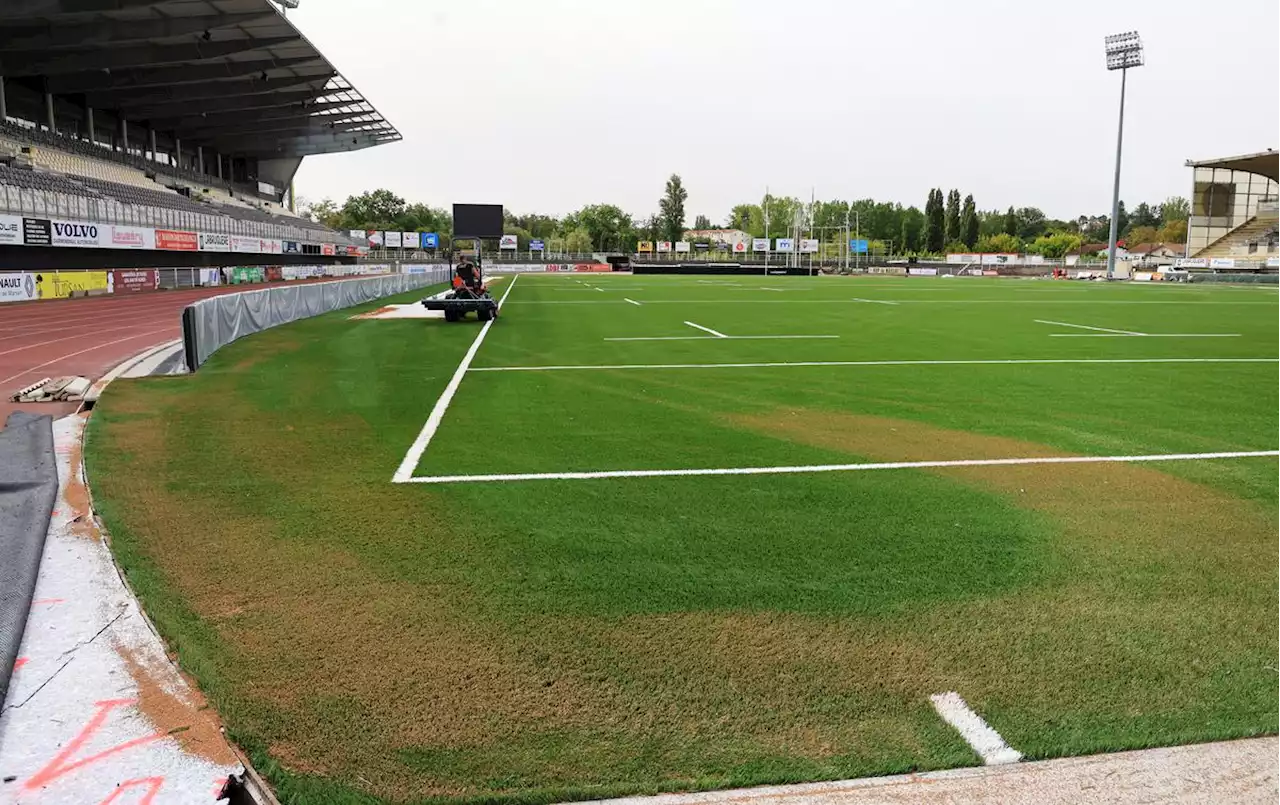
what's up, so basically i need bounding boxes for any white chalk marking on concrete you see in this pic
[624,298,643,306]
[684,321,729,338]
[391,274,520,483]
[1034,319,1146,335]
[470,356,1278,373]
[403,450,1278,485]
[930,691,1023,765]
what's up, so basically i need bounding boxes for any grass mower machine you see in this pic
[421,204,506,323]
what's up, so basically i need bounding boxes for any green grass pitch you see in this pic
[86,274,1278,805]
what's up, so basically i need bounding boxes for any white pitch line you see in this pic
[391,274,520,483]
[603,335,841,342]
[624,298,642,306]
[930,692,1023,766]
[1050,333,1242,338]
[1034,319,1146,335]
[852,297,900,305]
[403,450,1279,484]
[684,321,729,338]
[469,356,1278,373]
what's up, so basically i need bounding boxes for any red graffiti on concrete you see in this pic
[96,776,165,804]
[23,699,165,791]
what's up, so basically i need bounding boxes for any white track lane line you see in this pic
[470,357,1278,373]
[1034,319,1146,335]
[404,450,1279,484]
[390,274,520,483]
[624,298,642,306]
[930,692,1023,765]
[684,321,729,338]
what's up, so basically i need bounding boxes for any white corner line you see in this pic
[624,298,642,306]
[684,321,729,338]
[468,357,1279,373]
[852,297,900,305]
[930,692,1023,765]
[401,450,1279,485]
[391,274,520,483]
[1034,319,1146,336]
[603,335,841,342]
[1050,333,1242,338]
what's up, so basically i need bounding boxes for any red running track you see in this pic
[0,280,338,423]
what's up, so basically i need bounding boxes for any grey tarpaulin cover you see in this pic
[184,270,449,371]
[0,412,58,706]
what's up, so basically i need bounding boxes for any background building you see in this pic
[1185,150,1278,260]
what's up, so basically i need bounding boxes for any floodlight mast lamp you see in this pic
[1104,31,1143,279]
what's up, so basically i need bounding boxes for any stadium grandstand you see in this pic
[0,0,398,265]
[1184,149,1278,262]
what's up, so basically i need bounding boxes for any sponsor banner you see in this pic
[50,221,103,248]
[23,218,52,246]
[574,263,612,272]
[404,232,422,249]
[265,266,283,282]
[531,239,545,251]
[637,241,654,253]
[1028,255,1046,264]
[258,181,278,196]
[675,241,691,253]
[850,239,869,254]
[201,268,221,286]
[733,241,747,253]
[868,266,907,275]
[262,238,282,254]
[799,238,819,254]
[982,269,999,276]
[283,240,300,254]
[349,230,365,241]
[385,231,403,248]
[657,241,672,253]
[367,230,384,247]
[1208,257,1235,269]
[227,266,265,284]
[110,225,154,250]
[156,229,198,251]
[346,245,360,256]
[110,269,159,293]
[980,253,1017,265]
[0,214,22,245]
[1267,256,1280,268]
[1133,271,1155,282]
[499,234,518,250]
[231,236,261,254]
[1174,258,1208,268]
[199,232,231,252]
[0,272,37,303]
[693,242,711,251]
[423,232,439,249]
[37,270,110,299]
[321,243,336,256]
[907,267,938,276]
[751,238,770,252]
[775,238,795,253]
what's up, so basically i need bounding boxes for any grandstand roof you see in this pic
[0,0,400,159]
[1185,150,1278,182]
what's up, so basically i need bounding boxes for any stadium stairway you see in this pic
[1193,211,1280,258]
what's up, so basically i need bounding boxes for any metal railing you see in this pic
[0,184,358,246]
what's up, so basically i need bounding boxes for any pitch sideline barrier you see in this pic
[182,268,450,372]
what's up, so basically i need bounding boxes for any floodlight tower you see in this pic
[1104,31,1143,279]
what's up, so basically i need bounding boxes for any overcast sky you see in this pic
[290,0,1278,223]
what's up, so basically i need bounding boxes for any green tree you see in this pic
[564,227,593,253]
[1157,218,1188,244]
[1160,196,1190,222]
[693,214,712,230]
[1116,201,1130,238]
[1125,225,1160,246]
[563,204,633,251]
[923,189,945,253]
[1003,206,1018,236]
[899,217,914,252]
[1028,232,1082,258]
[944,189,961,244]
[977,232,1021,253]
[1130,202,1160,230]
[1014,207,1047,239]
[960,194,978,248]
[340,188,406,228]
[659,174,688,244]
